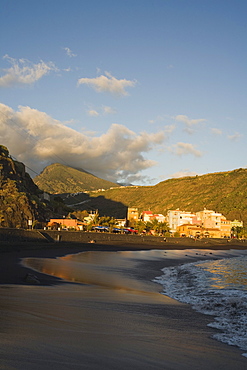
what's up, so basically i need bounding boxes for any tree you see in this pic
[144,219,169,235]
[135,220,146,234]
[71,210,89,221]
[99,216,116,231]
[144,221,153,234]
[0,210,5,226]
[232,226,245,238]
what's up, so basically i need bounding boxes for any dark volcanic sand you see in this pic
[0,239,247,369]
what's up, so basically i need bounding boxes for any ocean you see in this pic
[154,250,247,357]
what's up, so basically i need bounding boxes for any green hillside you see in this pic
[34,163,119,194]
[63,168,247,224]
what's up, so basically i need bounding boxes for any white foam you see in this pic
[154,255,247,357]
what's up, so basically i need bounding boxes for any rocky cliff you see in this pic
[0,145,47,228]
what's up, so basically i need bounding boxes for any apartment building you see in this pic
[167,209,198,233]
[220,217,232,237]
[196,209,222,228]
[127,207,139,223]
[172,208,232,238]
[177,224,222,238]
[141,211,166,223]
[141,211,153,222]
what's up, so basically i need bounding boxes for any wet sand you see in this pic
[1,240,247,369]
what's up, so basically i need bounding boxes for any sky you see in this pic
[0,0,246,185]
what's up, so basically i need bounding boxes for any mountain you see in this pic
[1,145,246,227]
[62,168,247,224]
[0,145,48,228]
[34,163,119,194]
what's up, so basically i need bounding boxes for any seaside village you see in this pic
[47,207,244,239]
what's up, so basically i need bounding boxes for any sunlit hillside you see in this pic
[62,168,247,224]
[34,163,119,194]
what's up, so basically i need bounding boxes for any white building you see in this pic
[167,208,233,237]
[167,209,197,233]
[153,214,166,223]
[141,211,153,222]
[196,209,223,229]
[141,211,166,223]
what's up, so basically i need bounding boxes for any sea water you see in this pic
[154,253,247,357]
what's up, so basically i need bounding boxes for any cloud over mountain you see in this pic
[0,103,164,183]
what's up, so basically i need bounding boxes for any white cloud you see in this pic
[0,55,57,87]
[164,124,176,134]
[63,47,77,58]
[175,114,206,127]
[102,106,116,115]
[227,132,242,141]
[86,106,116,116]
[63,67,72,72]
[0,103,164,183]
[77,71,136,96]
[169,142,202,157]
[211,128,222,135]
[87,109,99,117]
[170,170,199,178]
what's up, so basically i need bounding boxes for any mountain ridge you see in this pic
[1,144,246,227]
[34,163,119,194]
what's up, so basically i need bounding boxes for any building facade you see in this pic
[167,209,197,233]
[195,209,222,229]
[167,208,233,238]
[177,224,222,238]
[47,218,84,230]
[127,207,139,224]
[141,211,166,223]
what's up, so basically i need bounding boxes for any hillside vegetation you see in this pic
[0,145,48,227]
[64,168,247,224]
[34,163,119,193]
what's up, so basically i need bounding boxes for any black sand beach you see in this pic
[1,238,247,369]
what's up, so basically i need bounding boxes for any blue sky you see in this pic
[0,0,246,185]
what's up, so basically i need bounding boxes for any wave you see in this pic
[154,255,247,357]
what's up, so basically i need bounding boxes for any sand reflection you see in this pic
[22,249,242,295]
[23,251,156,294]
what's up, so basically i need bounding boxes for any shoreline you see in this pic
[1,238,247,286]
[1,240,247,369]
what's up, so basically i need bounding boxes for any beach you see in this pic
[1,238,247,369]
